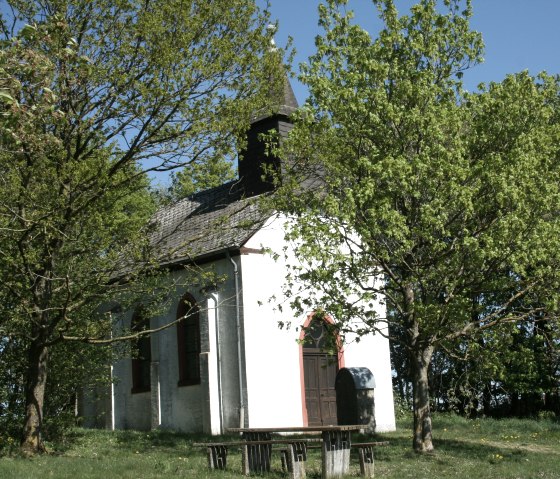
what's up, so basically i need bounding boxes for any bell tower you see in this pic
[238,78,299,197]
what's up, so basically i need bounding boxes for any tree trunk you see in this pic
[402,282,435,453]
[482,382,492,416]
[21,340,49,455]
[412,345,434,453]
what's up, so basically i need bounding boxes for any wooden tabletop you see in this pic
[227,425,364,433]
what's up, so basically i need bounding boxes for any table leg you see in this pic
[321,430,351,479]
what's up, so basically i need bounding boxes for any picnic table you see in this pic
[227,425,364,479]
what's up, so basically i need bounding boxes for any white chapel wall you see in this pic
[95,214,395,433]
[241,214,396,432]
[240,221,305,428]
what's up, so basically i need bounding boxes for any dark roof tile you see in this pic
[150,181,266,265]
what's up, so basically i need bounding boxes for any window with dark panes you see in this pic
[131,307,151,393]
[303,317,338,351]
[177,294,200,386]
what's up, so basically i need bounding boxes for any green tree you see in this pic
[0,334,113,448]
[395,315,560,419]
[274,0,560,452]
[0,0,283,455]
[448,315,560,418]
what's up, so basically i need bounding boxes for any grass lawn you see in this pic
[0,414,559,478]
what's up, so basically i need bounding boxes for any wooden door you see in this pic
[303,351,338,426]
[302,318,340,426]
[303,352,321,425]
[318,353,338,424]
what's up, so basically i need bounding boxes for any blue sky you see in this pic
[258,0,560,104]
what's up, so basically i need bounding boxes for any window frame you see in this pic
[177,293,201,387]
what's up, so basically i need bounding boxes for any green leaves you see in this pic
[0,0,284,333]
[274,2,560,440]
[278,0,560,337]
[0,0,287,451]
[0,90,15,104]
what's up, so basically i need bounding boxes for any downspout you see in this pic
[227,250,245,429]
[209,292,224,434]
[109,322,115,429]
[109,365,115,430]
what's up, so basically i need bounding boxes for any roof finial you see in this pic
[267,24,277,51]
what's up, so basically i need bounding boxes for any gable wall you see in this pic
[240,229,305,428]
[240,215,396,431]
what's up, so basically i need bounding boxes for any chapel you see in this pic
[80,79,396,434]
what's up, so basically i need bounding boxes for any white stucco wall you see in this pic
[240,233,305,428]
[342,329,396,432]
[240,215,396,432]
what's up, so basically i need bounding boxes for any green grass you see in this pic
[1,414,559,478]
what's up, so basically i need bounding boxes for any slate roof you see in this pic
[149,180,267,265]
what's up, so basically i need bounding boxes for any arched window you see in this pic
[177,294,200,386]
[303,317,337,351]
[131,307,151,393]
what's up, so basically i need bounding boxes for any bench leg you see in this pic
[358,446,375,478]
[322,430,351,479]
[280,449,289,473]
[207,445,228,470]
[242,432,272,475]
[285,442,307,479]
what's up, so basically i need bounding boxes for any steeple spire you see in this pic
[251,25,298,123]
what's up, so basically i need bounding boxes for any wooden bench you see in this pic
[194,439,319,478]
[227,424,364,479]
[196,438,389,478]
[281,440,389,478]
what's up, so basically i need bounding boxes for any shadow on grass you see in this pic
[48,428,228,457]
[434,438,510,457]
[358,432,516,464]
[43,423,537,472]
